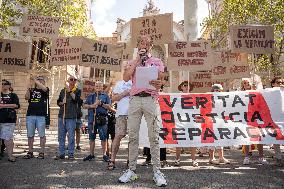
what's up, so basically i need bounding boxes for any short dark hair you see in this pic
[270,76,282,87]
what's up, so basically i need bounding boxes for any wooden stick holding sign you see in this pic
[62,65,67,125]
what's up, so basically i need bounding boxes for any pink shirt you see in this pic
[127,55,164,97]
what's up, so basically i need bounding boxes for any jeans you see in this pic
[58,118,76,156]
[26,116,46,137]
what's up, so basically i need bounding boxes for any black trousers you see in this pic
[144,147,167,161]
[1,139,5,153]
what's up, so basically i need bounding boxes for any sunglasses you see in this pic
[2,83,10,86]
[69,78,77,82]
[276,81,284,85]
[183,84,188,87]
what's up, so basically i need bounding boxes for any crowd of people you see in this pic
[0,36,283,187]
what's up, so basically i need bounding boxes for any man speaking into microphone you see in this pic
[118,35,167,187]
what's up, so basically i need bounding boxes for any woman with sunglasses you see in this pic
[0,79,20,162]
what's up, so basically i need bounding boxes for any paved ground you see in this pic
[0,130,284,189]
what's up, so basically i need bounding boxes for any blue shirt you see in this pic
[85,92,111,123]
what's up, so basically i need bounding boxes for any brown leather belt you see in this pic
[134,91,151,97]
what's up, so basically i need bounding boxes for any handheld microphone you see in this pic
[139,49,148,66]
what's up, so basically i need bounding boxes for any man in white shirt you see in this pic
[107,80,132,170]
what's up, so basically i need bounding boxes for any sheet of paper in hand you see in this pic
[135,66,158,90]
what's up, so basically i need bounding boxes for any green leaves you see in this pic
[203,0,284,76]
[0,0,96,39]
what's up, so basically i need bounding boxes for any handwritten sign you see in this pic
[121,43,134,61]
[50,37,83,66]
[188,72,226,93]
[130,13,174,47]
[82,79,96,98]
[229,25,274,54]
[168,40,212,72]
[81,38,123,71]
[0,39,30,72]
[190,71,212,81]
[155,89,284,147]
[211,52,250,79]
[20,14,61,38]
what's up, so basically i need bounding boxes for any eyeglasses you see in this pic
[2,83,10,86]
[183,85,188,87]
[276,81,284,85]
[69,78,77,82]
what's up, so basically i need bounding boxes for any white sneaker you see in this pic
[118,169,138,183]
[153,170,167,187]
[243,157,250,165]
[192,160,199,167]
[174,159,180,167]
[259,158,269,165]
[209,158,220,165]
[219,158,230,164]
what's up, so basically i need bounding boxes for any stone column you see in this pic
[182,0,199,84]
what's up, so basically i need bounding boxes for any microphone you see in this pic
[139,49,148,66]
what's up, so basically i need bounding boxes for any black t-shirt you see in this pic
[26,88,49,116]
[107,103,117,127]
[0,92,20,123]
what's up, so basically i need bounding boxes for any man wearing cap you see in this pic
[23,76,49,159]
[118,35,167,187]
[0,79,20,162]
[56,76,81,160]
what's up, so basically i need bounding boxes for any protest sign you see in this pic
[229,25,274,54]
[190,80,226,93]
[168,40,212,72]
[159,89,284,147]
[0,39,30,72]
[130,13,173,47]
[179,71,226,93]
[121,43,134,61]
[50,37,83,66]
[139,88,284,147]
[20,14,61,38]
[211,52,250,79]
[82,79,96,98]
[81,38,123,71]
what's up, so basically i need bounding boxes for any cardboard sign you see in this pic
[121,43,134,61]
[0,39,30,72]
[98,37,118,44]
[229,25,274,54]
[20,14,61,38]
[139,89,284,147]
[211,52,250,79]
[50,37,83,66]
[82,79,96,98]
[168,40,212,72]
[188,72,226,92]
[81,38,123,71]
[130,13,174,47]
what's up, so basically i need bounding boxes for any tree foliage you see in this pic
[0,0,22,37]
[0,0,96,38]
[203,0,284,76]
